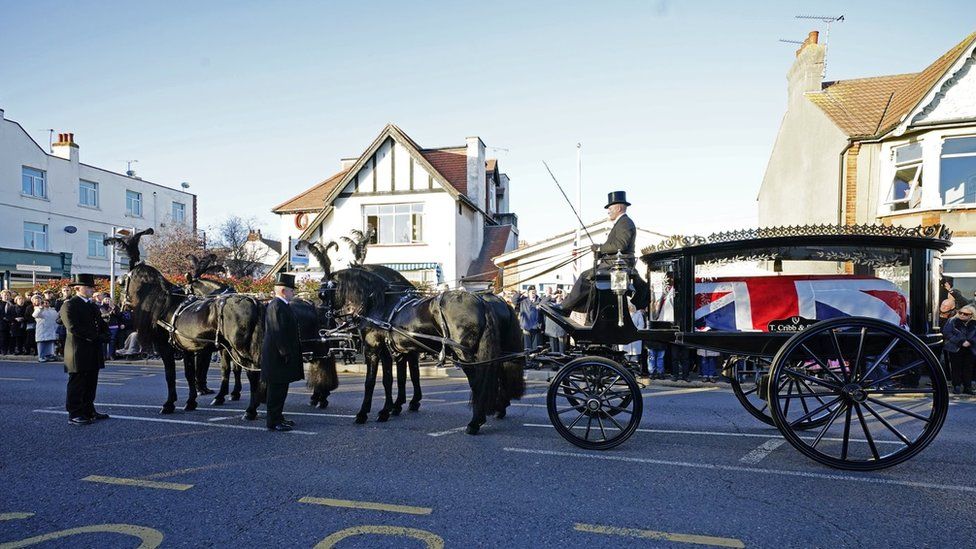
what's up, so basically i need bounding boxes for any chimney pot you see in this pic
[795,30,821,57]
[68,133,74,143]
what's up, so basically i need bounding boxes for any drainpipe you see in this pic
[837,141,854,225]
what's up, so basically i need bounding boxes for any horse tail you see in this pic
[307,356,339,393]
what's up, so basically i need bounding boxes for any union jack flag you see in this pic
[694,275,908,332]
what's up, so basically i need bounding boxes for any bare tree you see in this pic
[141,224,205,278]
[210,215,266,278]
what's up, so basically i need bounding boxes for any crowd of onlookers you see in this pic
[0,287,142,363]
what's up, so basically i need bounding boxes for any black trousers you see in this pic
[561,268,651,313]
[66,370,99,419]
[947,350,974,388]
[265,382,289,427]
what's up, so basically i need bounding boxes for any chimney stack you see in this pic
[52,131,79,163]
[794,30,820,57]
[466,136,486,211]
[787,30,826,106]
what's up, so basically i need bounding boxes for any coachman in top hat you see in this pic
[557,191,649,314]
[260,273,304,431]
[61,274,112,425]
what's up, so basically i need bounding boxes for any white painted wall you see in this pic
[0,111,195,277]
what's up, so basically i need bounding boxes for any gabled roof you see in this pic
[272,169,350,213]
[419,147,468,195]
[464,225,514,283]
[807,31,976,139]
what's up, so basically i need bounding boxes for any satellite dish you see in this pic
[181,182,190,189]
[64,226,77,234]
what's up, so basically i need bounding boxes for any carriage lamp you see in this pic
[610,252,630,327]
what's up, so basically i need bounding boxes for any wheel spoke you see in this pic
[800,343,846,385]
[742,386,759,397]
[854,403,881,461]
[861,401,913,446]
[567,410,586,430]
[865,388,935,395]
[789,395,844,428]
[597,375,622,398]
[602,404,633,415]
[596,414,608,441]
[605,412,626,432]
[852,327,866,381]
[783,379,794,417]
[557,406,585,415]
[776,392,837,400]
[829,329,849,383]
[796,380,812,417]
[584,414,594,440]
[795,377,830,408]
[865,397,932,423]
[840,405,853,460]
[811,402,847,448]
[857,336,900,383]
[783,368,842,391]
[862,360,925,389]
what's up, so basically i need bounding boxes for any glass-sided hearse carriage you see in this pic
[538,223,953,471]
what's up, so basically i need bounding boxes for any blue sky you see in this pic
[2,1,974,243]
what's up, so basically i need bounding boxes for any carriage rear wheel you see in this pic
[728,357,834,431]
[767,317,948,471]
[547,356,643,450]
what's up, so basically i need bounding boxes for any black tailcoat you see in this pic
[260,298,304,384]
[60,296,109,373]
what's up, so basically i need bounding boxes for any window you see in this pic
[21,167,46,198]
[887,143,922,210]
[88,231,107,258]
[24,222,47,250]
[126,190,143,217]
[363,203,424,244]
[172,202,186,224]
[79,180,99,207]
[940,136,976,206]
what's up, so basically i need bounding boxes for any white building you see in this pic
[494,218,668,293]
[242,229,282,277]
[269,124,518,289]
[0,108,197,286]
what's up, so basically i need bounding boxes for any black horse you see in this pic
[183,254,242,406]
[329,267,523,434]
[478,291,526,418]
[302,241,424,416]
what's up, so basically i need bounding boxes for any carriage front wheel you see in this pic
[767,317,948,471]
[547,356,643,450]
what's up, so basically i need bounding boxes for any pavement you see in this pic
[1,358,975,548]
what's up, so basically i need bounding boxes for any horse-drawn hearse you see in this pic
[537,223,953,471]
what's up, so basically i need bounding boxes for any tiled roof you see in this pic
[420,147,468,195]
[272,169,350,213]
[465,225,513,282]
[261,238,282,254]
[807,31,976,138]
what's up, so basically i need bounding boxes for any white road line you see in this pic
[520,423,902,445]
[33,410,318,435]
[91,402,356,419]
[648,387,720,397]
[208,416,235,422]
[427,426,469,437]
[738,439,786,464]
[503,447,976,494]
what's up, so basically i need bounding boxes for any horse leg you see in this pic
[231,360,242,401]
[182,352,198,411]
[212,351,231,405]
[195,351,214,395]
[377,350,394,422]
[408,352,422,412]
[466,364,498,435]
[392,355,407,416]
[243,369,261,420]
[356,349,378,424]
[159,343,177,415]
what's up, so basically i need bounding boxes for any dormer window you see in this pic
[940,136,976,206]
[887,143,923,211]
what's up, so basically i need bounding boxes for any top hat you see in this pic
[604,191,631,209]
[69,273,97,288]
[274,273,296,289]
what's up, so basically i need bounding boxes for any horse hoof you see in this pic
[377,411,390,422]
[316,401,328,410]
[242,412,258,421]
[354,414,368,424]
[391,406,402,416]
[408,402,421,412]
[198,388,215,396]
[309,400,319,407]
[495,409,507,419]
[184,401,197,412]
[160,404,175,415]
[211,397,225,406]
[230,394,241,401]
[465,424,480,435]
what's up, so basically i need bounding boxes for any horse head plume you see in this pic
[103,227,155,268]
[340,228,374,265]
[298,239,338,279]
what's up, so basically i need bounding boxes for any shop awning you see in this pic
[381,262,440,272]
[0,248,72,277]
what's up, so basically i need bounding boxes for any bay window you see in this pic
[887,143,922,210]
[364,203,424,244]
[940,136,976,206]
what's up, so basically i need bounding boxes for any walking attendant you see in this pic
[261,273,304,432]
[61,274,112,425]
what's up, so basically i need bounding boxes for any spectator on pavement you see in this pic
[33,298,60,362]
[942,304,976,395]
[517,286,543,364]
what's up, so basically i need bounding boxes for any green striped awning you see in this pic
[381,262,439,272]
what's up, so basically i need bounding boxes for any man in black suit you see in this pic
[61,274,111,425]
[261,273,304,432]
[558,191,644,313]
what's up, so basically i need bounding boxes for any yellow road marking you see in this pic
[0,512,34,521]
[314,525,443,548]
[82,475,193,491]
[574,523,745,548]
[299,496,432,515]
[0,523,164,549]
[649,387,720,396]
